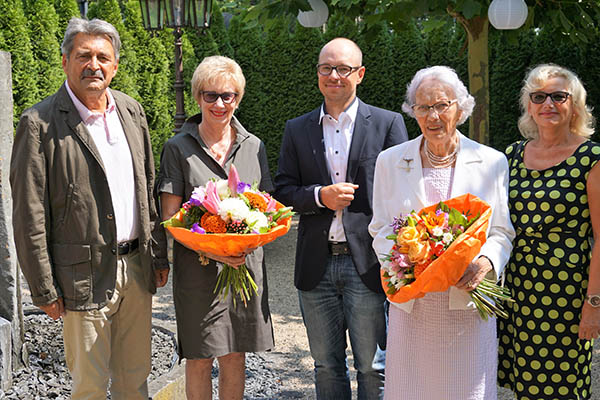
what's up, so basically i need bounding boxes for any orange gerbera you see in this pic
[200,213,227,233]
[243,192,268,212]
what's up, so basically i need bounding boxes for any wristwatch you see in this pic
[585,294,600,307]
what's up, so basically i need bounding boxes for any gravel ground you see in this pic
[7,218,600,399]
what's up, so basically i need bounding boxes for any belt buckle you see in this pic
[329,242,349,256]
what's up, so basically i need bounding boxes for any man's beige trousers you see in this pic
[63,250,152,400]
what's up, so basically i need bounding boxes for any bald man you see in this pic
[274,38,408,399]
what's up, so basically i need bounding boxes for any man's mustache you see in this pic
[81,69,105,79]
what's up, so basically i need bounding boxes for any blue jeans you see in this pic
[299,254,387,400]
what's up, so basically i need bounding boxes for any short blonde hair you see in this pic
[518,64,595,139]
[191,56,246,106]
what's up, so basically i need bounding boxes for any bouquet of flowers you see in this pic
[163,165,293,307]
[380,193,513,320]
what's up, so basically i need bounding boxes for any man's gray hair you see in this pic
[401,65,475,125]
[61,17,121,60]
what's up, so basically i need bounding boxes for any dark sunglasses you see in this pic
[529,91,570,104]
[200,91,238,104]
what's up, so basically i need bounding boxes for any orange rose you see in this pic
[407,239,431,264]
[397,226,420,246]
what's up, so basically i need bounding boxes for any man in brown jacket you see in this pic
[10,18,168,399]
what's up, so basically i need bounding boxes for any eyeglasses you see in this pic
[317,64,361,78]
[529,91,570,104]
[200,91,238,104]
[412,100,458,117]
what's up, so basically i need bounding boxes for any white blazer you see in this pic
[368,133,516,312]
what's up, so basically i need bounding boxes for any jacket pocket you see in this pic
[51,243,92,302]
[57,184,75,228]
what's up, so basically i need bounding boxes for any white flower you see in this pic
[215,179,230,200]
[432,226,444,237]
[218,198,249,222]
[245,210,269,231]
[442,232,454,244]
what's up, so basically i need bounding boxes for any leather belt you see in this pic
[328,241,351,256]
[118,238,139,255]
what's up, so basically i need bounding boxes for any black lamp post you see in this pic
[140,0,212,132]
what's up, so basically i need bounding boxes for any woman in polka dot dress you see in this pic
[498,64,600,400]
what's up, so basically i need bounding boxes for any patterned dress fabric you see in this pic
[498,140,600,400]
[384,167,498,400]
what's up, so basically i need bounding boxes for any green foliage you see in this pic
[54,0,80,43]
[210,6,235,58]
[88,0,140,101]
[323,12,358,43]
[0,0,40,125]
[260,17,295,173]
[3,0,600,171]
[488,29,534,151]
[122,0,173,165]
[391,21,427,138]
[357,22,396,112]
[228,15,267,152]
[25,0,64,98]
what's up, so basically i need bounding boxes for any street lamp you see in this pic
[140,0,212,132]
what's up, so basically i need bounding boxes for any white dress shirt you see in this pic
[66,82,138,242]
[314,98,359,242]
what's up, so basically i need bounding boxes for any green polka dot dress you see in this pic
[498,140,600,400]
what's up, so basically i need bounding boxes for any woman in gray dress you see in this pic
[156,56,274,400]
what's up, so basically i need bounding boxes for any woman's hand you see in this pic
[199,247,258,268]
[579,303,600,340]
[456,256,493,291]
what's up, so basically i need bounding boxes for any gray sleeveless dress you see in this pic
[157,114,274,359]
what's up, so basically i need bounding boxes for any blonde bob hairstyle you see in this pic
[191,55,246,106]
[518,64,595,139]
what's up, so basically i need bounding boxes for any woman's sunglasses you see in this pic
[200,91,238,104]
[529,91,570,104]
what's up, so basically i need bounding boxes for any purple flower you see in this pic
[190,186,206,207]
[190,223,206,234]
[237,182,251,193]
[390,216,407,233]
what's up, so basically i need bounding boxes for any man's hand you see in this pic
[154,268,169,288]
[320,182,359,211]
[39,298,65,321]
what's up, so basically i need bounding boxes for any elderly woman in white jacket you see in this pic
[369,66,515,400]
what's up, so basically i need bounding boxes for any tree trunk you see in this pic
[458,16,490,145]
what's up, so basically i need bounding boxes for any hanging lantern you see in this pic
[297,0,329,28]
[488,0,528,30]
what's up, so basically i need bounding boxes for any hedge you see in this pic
[2,0,598,173]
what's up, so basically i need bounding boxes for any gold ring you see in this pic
[467,280,475,287]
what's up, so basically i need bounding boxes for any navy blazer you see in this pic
[274,99,408,293]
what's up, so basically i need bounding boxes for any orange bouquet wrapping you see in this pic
[165,201,292,257]
[163,165,293,306]
[380,193,513,320]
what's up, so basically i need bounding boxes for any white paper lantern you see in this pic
[488,0,528,30]
[297,0,329,28]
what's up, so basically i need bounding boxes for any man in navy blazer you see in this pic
[274,38,408,399]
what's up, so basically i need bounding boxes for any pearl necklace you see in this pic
[424,139,458,168]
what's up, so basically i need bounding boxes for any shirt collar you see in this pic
[319,97,359,125]
[65,80,116,123]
